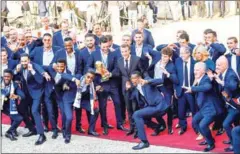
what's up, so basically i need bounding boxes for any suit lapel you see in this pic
[40,47,44,65]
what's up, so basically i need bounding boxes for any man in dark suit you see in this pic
[131,19,155,48]
[205,30,226,63]
[14,53,46,145]
[48,58,81,144]
[52,37,85,134]
[128,71,169,150]
[131,31,158,72]
[30,33,61,134]
[225,37,240,79]
[73,69,100,137]
[214,56,240,152]
[156,32,195,63]
[1,48,18,78]
[147,47,179,135]
[174,46,196,135]
[1,69,24,141]
[52,21,70,48]
[117,44,143,136]
[184,62,216,152]
[87,36,127,135]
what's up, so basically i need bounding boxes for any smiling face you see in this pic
[3,72,13,85]
[134,33,143,45]
[85,72,95,85]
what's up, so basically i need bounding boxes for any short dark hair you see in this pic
[57,59,67,65]
[134,31,144,37]
[206,30,217,37]
[228,37,238,44]
[20,53,30,59]
[99,36,108,44]
[43,33,52,38]
[161,47,173,57]
[179,33,189,42]
[105,35,113,42]
[4,68,13,76]
[177,30,187,35]
[120,44,130,50]
[1,48,8,55]
[85,33,95,39]
[86,68,96,76]
[203,28,213,35]
[137,19,143,23]
[64,37,73,42]
[131,71,141,77]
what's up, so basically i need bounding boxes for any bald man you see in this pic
[215,56,240,152]
[183,62,216,152]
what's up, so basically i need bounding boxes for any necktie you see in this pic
[184,62,189,87]
[125,60,129,73]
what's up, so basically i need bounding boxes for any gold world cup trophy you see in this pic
[95,61,110,82]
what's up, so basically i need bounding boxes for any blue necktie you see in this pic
[184,62,189,87]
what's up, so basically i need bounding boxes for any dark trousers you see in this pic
[2,104,23,133]
[97,87,123,128]
[192,111,215,145]
[18,96,36,132]
[232,126,240,153]
[75,108,83,130]
[123,91,137,130]
[223,107,240,144]
[41,92,57,131]
[178,93,195,129]
[62,101,73,139]
[133,102,166,141]
[85,108,99,132]
[32,98,44,134]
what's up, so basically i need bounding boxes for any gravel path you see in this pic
[1,125,200,153]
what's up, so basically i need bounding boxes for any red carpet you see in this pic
[2,101,230,153]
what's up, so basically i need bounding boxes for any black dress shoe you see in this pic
[22,131,37,137]
[64,137,70,144]
[132,141,150,150]
[151,128,161,136]
[126,129,134,136]
[216,128,225,136]
[199,140,208,146]
[223,140,231,144]
[224,146,233,152]
[76,127,85,134]
[52,131,58,139]
[44,126,49,132]
[117,125,129,132]
[107,124,114,129]
[178,128,186,135]
[5,132,17,141]
[12,130,19,137]
[35,134,46,145]
[103,127,109,135]
[88,131,100,137]
[203,144,215,152]
[168,127,173,135]
[62,131,66,139]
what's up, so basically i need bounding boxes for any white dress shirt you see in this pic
[124,56,131,69]
[154,60,164,79]
[183,58,191,87]
[43,48,54,66]
[66,50,76,75]
[101,51,108,69]
[137,84,144,96]
[135,44,143,57]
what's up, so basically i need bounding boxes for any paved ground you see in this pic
[1,125,201,153]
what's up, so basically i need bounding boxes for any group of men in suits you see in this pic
[1,18,240,152]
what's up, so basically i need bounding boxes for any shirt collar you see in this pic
[136,44,143,49]
[197,74,205,84]
[124,55,131,61]
[222,69,227,79]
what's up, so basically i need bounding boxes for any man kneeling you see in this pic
[127,71,169,150]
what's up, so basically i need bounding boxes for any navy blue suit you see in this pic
[1,36,8,47]
[131,44,159,72]
[225,53,240,78]
[218,68,240,144]
[147,55,179,129]
[15,63,45,134]
[79,46,100,75]
[174,57,196,129]
[87,50,123,128]
[131,29,155,48]
[207,42,226,63]
[130,82,169,141]
[52,30,67,48]
[192,75,216,145]
[1,82,24,134]
[232,126,240,153]
[156,42,196,63]
[6,60,18,70]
